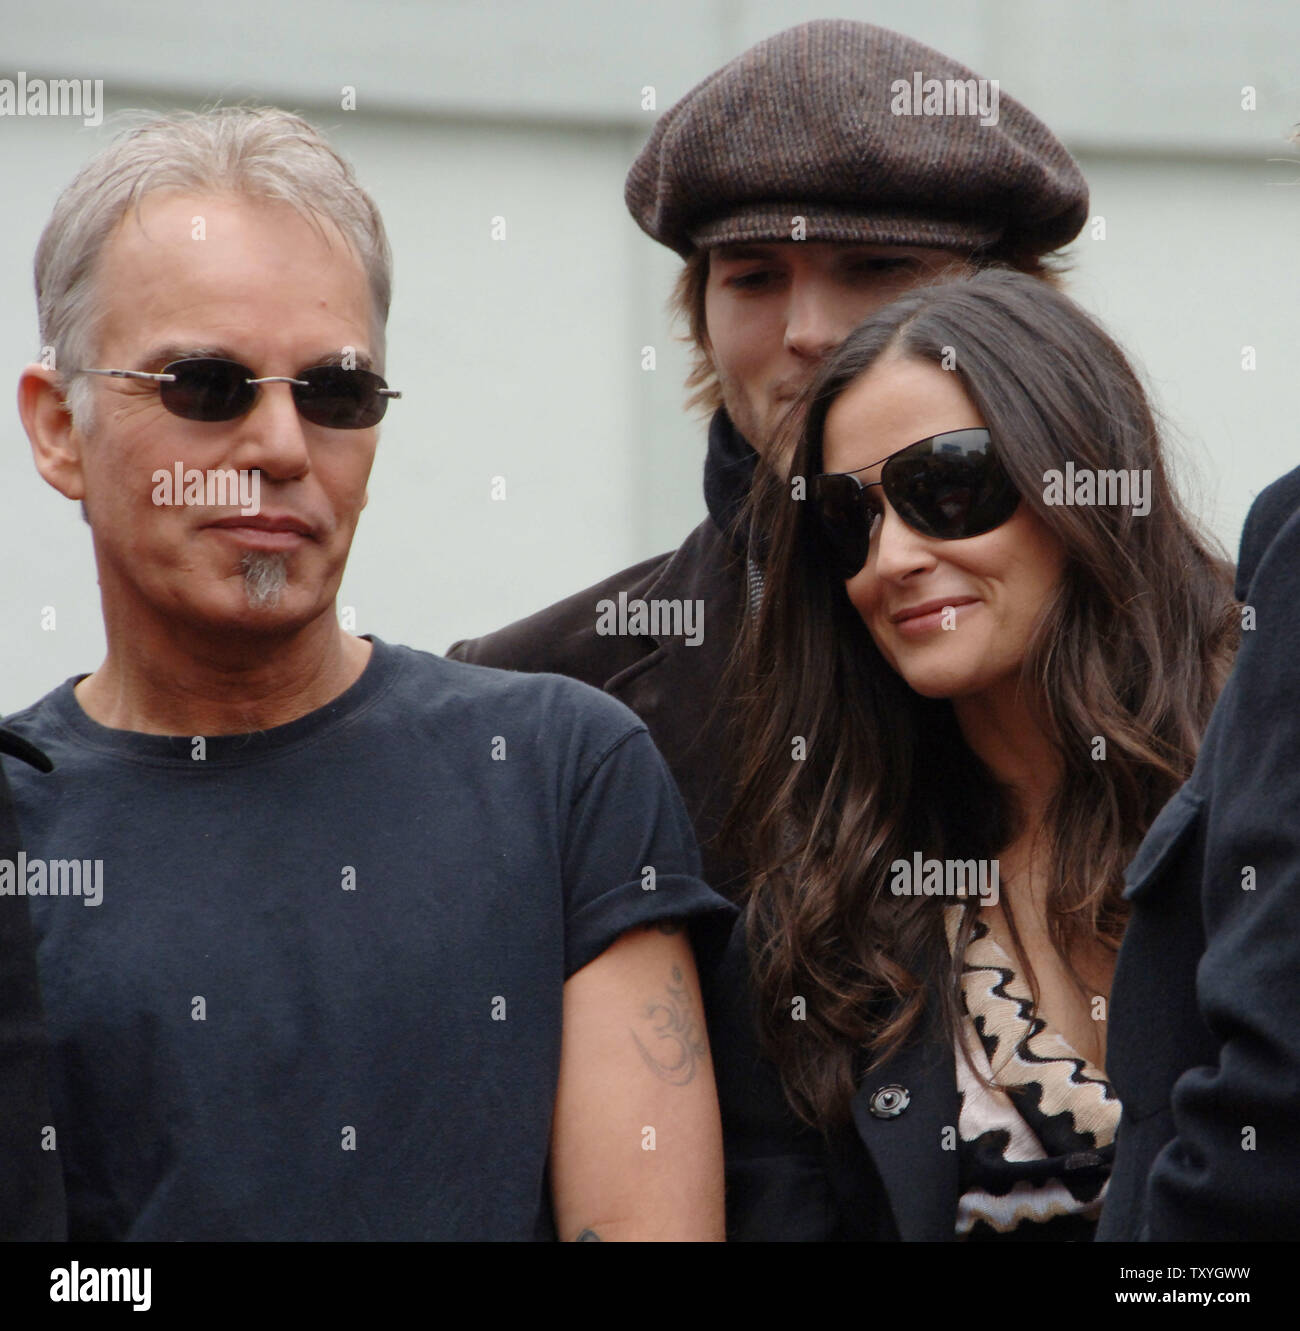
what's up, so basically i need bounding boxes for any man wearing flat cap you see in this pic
[449,19,1089,898]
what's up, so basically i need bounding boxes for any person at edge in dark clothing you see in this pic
[1099,455,1300,1235]
[0,727,64,1240]
[447,18,1091,899]
[709,267,1237,1240]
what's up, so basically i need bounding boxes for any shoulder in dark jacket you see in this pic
[1235,464,1300,601]
[447,549,672,687]
[0,728,66,1240]
[1101,465,1300,1241]
[447,518,750,898]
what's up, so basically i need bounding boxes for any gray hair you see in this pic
[35,105,393,426]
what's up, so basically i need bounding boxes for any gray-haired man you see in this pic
[5,107,731,1241]
[448,19,1089,897]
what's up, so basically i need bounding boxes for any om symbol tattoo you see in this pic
[631,966,707,1086]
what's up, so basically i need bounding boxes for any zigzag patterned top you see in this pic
[943,907,1120,1241]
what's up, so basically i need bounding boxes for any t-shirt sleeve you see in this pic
[561,724,735,979]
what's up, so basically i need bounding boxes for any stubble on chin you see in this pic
[715,375,804,474]
[711,367,764,452]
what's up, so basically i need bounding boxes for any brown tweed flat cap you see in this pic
[625,19,1088,259]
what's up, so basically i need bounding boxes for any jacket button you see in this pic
[868,1085,910,1119]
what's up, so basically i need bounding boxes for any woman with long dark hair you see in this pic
[716,266,1238,1240]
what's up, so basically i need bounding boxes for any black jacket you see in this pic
[447,416,752,898]
[1098,465,1300,1241]
[0,726,65,1240]
[703,916,964,1240]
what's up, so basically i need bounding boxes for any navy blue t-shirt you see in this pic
[2,637,732,1240]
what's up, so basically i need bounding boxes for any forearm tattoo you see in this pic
[631,965,707,1086]
[575,1228,602,1242]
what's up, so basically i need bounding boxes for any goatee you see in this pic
[240,551,290,610]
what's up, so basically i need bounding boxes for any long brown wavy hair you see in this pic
[725,267,1239,1131]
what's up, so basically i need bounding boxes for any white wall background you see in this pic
[1,0,1296,709]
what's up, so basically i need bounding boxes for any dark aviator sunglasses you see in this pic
[810,427,1021,579]
[79,357,401,430]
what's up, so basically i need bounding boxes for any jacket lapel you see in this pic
[603,516,744,694]
[849,988,961,1241]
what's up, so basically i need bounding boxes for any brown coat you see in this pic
[447,516,748,898]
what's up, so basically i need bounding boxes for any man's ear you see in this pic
[18,364,87,502]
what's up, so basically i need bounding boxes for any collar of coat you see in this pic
[703,408,760,558]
